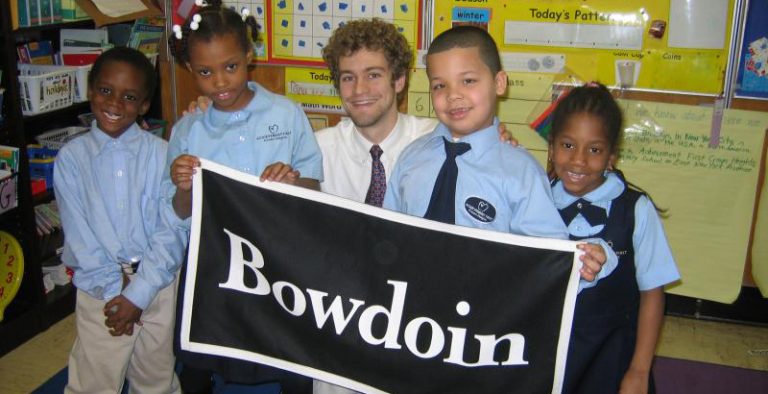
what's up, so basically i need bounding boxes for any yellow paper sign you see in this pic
[284,67,344,113]
[618,101,768,302]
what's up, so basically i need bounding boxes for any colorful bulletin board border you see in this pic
[735,0,768,99]
[266,0,423,66]
[431,0,735,95]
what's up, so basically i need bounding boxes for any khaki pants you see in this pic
[65,278,180,394]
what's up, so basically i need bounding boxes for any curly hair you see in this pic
[168,0,260,64]
[322,18,412,90]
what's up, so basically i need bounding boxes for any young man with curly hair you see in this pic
[315,18,437,203]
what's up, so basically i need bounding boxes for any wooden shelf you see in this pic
[13,19,94,34]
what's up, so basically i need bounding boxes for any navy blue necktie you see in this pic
[364,145,386,207]
[424,138,471,224]
[559,198,607,227]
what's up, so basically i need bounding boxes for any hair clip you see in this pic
[190,14,201,31]
[241,7,250,19]
[195,0,207,6]
[172,24,182,40]
[585,81,600,88]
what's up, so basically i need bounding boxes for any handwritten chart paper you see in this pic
[618,102,768,303]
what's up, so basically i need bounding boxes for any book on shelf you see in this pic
[0,146,19,214]
[27,0,39,26]
[61,0,90,21]
[127,17,165,57]
[0,145,20,173]
[0,171,17,214]
[60,28,111,66]
[17,40,55,65]
[11,0,23,29]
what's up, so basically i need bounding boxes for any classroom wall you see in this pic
[159,1,768,302]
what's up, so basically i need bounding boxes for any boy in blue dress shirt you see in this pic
[384,25,613,285]
[55,47,186,393]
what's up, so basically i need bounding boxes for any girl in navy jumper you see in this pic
[548,83,680,394]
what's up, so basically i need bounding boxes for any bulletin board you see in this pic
[223,0,269,62]
[267,0,422,66]
[431,0,736,95]
[734,0,768,99]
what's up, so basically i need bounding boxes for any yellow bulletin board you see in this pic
[268,0,421,66]
[431,0,735,95]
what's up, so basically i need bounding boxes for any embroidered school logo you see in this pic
[606,240,629,256]
[257,124,291,142]
[464,196,496,223]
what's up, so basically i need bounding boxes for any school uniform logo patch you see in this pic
[465,196,496,223]
[606,240,629,256]
[257,124,291,142]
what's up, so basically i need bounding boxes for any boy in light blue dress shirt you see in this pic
[55,47,186,393]
[384,26,615,286]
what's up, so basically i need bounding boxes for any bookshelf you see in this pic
[0,0,51,356]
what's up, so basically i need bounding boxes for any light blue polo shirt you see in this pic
[163,81,324,231]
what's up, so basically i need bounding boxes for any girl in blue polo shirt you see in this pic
[548,82,680,394]
[165,1,322,392]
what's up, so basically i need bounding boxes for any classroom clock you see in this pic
[0,230,24,322]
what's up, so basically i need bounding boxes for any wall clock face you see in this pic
[0,231,24,321]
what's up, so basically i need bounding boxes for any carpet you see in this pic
[35,357,768,393]
[653,356,768,393]
[33,367,281,393]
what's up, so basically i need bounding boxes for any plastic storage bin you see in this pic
[35,126,89,150]
[17,64,77,115]
[28,145,58,190]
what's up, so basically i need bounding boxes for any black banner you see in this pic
[180,160,580,394]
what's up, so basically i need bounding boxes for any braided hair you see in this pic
[168,0,260,64]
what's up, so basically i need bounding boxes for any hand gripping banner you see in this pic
[180,160,581,394]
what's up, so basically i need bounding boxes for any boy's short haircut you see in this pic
[322,18,412,90]
[88,46,157,101]
[427,26,502,75]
